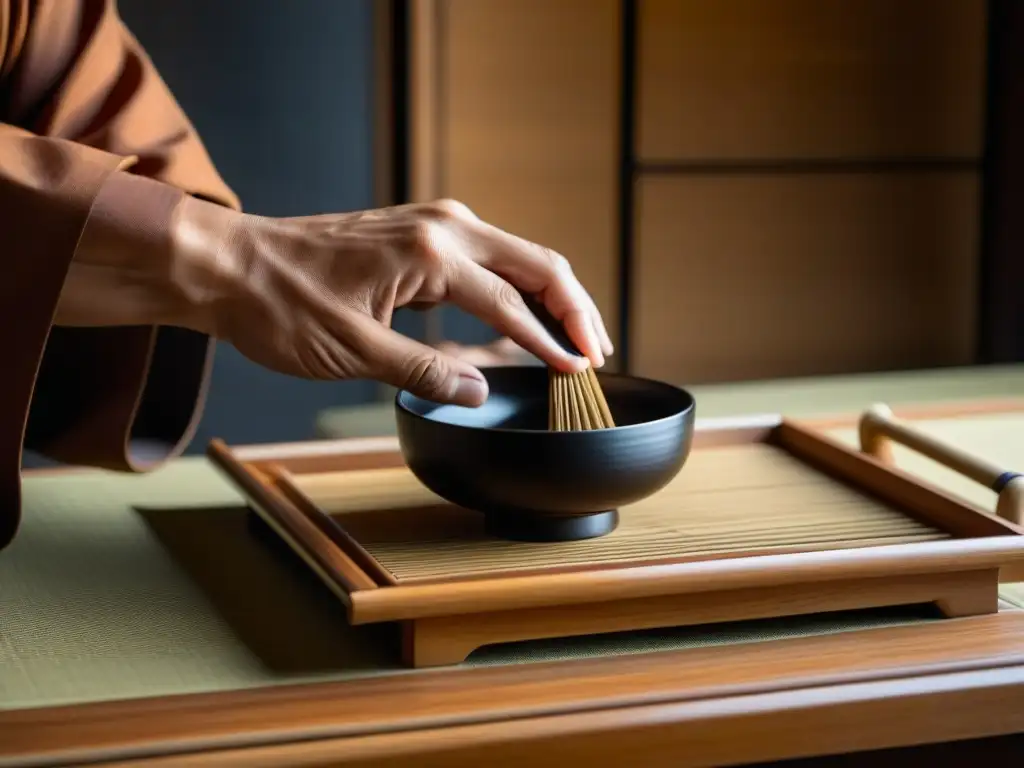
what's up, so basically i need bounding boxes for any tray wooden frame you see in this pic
[207,417,1024,668]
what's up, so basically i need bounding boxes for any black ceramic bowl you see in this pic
[395,366,696,542]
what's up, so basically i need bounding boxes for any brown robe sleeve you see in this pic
[0,0,241,548]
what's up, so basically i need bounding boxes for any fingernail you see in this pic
[566,354,590,373]
[453,371,488,406]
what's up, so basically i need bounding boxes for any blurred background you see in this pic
[112,0,1021,449]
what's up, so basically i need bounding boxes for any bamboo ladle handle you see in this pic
[859,403,1024,525]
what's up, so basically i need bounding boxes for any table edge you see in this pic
[4,611,1024,766]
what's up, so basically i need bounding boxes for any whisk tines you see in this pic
[549,364,616,431]
[515,289,616,431]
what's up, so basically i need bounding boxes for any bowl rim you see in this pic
[394,366,696,437]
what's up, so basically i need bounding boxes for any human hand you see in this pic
[175,198,613,406]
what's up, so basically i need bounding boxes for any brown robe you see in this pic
[0,0,240,548]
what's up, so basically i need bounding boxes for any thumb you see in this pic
[349,313,489,406]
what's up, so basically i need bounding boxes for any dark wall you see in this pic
[118,0,381,447]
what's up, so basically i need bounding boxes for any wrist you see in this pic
[168,190,244,337]
[56,171,240,335]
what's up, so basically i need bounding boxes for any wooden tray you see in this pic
[208,418,1024,667]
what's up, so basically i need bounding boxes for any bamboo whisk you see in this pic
[518,290,616,431]
[549,364,616,431]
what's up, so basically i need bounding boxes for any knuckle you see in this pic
[426,198,474,221]
[535,245,572,276]
[492,279,525,312]
[412,220,446,267]
[402,353,452,399]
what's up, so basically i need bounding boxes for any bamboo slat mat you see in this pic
[295,443,950,582]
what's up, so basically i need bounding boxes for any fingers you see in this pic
[581,289,614,356]
[446,261,588,374]
[466,220,613,365]
[347,311,490,406]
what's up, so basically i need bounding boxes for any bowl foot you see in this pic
[483,509,619,543]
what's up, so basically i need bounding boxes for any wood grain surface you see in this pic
[637,0,986,161]
[631,173,979,383]
[5,612,1024,767]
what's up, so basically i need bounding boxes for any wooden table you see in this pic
[3,368,1024,767]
